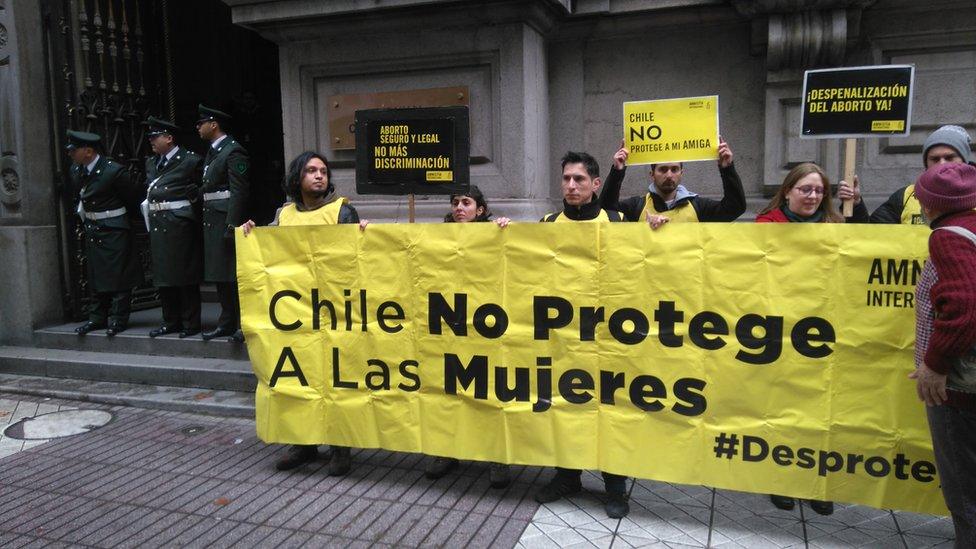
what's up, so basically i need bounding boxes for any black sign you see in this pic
[801,65,914,138]
[355,106,470,195]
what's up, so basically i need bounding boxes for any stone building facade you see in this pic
[1,0,974,341]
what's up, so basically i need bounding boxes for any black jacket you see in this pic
[599,164,746,222]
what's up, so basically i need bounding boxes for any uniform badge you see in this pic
[236,161,248,175]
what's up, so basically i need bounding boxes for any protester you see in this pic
[755,162,838,515]
[599,138,745,229]
[241,151,367,476]
[533,151,630,519]
[756,162,844,224]
[909,162,976,546]
[851,125,973,225]
[426,185,511,488]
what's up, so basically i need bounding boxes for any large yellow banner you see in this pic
[237,223,945,515]
[623,96,719,165]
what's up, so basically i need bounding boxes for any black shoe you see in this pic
[201,327,234,341]
[149,325,182,338]
[230,329,244,343]
[105,323,127,337]
[605,492,630,518]
[808,500,834,516]
[275,445,318,471]
[489,463,511,489]
[770,494,796,511]
[75,322,106,335]
[179,329,200,339]
[329,446,351,476]
[425,457,459,480]
[534,474,582,503]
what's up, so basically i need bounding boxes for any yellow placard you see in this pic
[237,223,945,515]
[623,96,719,165]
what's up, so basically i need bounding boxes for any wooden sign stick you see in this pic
[842,138,856,217]
[408,194,416,223]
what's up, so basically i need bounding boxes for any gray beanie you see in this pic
[922,125,972,165]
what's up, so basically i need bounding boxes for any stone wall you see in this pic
[227,0,976,221]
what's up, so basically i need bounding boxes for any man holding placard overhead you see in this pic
[599,138,746,228]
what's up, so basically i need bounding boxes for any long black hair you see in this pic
[444,185,493,222]
[283,151,332,206]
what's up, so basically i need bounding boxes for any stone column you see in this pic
[0,0,63,344]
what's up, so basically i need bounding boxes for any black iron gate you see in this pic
[42,0,171,320]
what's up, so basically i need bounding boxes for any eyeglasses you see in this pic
[794,185,825,197]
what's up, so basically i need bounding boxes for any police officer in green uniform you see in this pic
[65,130,145,336]
[143,117,205,338]
[195,105,250,342]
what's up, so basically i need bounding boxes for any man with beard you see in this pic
[241,151,367,476]
[599,139,745,228]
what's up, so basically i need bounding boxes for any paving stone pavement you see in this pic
[0,393,957,548]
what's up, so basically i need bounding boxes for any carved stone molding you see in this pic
[732,0,877,70]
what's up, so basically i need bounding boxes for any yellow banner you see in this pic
[623,96,720,165]
[237,223,945,515]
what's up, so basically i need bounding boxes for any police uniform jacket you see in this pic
[69,156,145,292]
[145,148,204,286]
[200,136,249,282]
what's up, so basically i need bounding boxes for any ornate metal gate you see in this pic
[42,0,172,320]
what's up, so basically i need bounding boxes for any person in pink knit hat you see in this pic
[911,161,976,548]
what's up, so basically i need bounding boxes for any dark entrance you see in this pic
[43,0,283,322]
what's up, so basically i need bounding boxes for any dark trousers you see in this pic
[215,281,240,331]
[555,467,628,494]
[159,285,201,331]
[927,404,976,548]
[89,290,132,326]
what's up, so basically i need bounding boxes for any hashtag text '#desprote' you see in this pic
[713,433,937,482]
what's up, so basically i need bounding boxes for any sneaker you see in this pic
[769,494,796,511]
[425,457,459,479]
[488,463,511,489]
[808,499,834,515]
[275,445,318,471]
[605,492,630,518]
[534,473,582,503]
[329,446,351,476]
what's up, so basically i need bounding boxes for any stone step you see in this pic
[0,345,255,393]
[34,302,248,361]
[0,373,254,418]
[33,324,249,361]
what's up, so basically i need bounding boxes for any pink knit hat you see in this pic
[915,162,976,213]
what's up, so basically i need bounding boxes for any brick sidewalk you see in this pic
[0,393,956,548]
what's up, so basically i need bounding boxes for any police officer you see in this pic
[143,117,204,338]
[196,105,249,342]
[65,130,145,336]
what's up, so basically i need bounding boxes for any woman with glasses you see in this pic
[756,162,851,223]
[756,162,840,515]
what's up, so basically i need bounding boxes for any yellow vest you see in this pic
[277,199,347,226]
[640,193,700,223]
[547,209,621,223]
[900,185,924,225]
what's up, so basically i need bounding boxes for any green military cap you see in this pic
[147,116,180,137]
[65,130,102,151]
[196,104,232,126]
